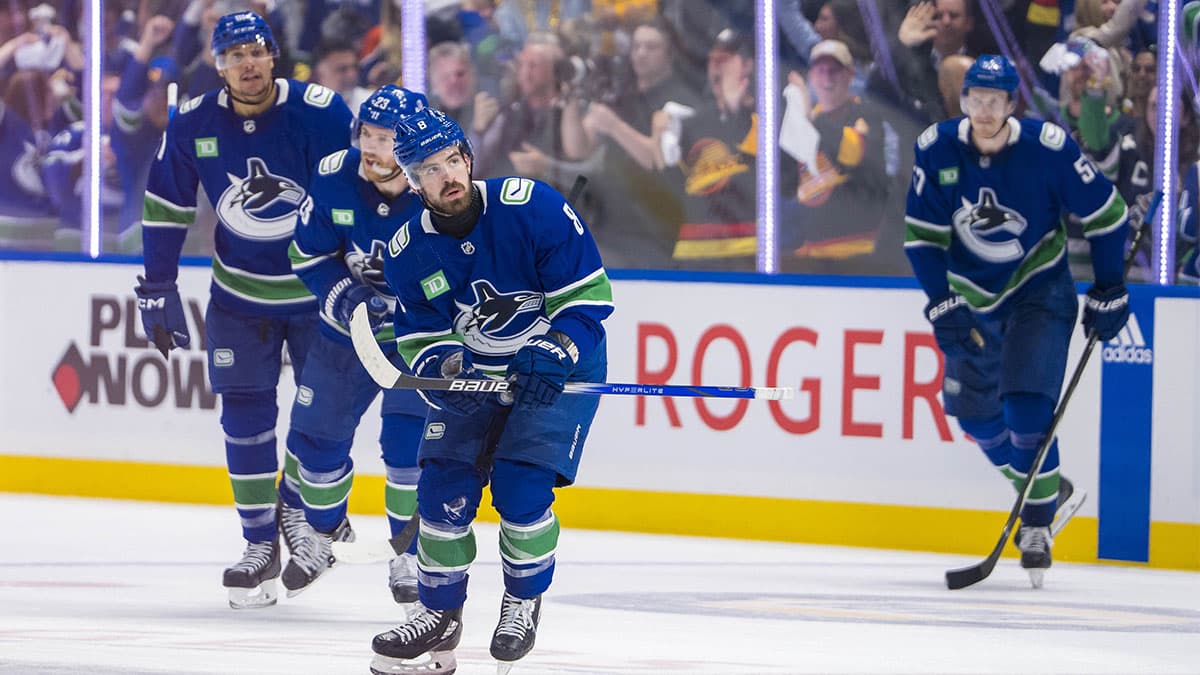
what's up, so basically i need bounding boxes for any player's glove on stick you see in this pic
[925,295,985,359]
[328,279,389,332]
[506,331,578,410]
[414,346,488,416]
[1082,284,1130,341]
[134,276,190,358]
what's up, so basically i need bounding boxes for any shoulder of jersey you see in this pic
[1017,118,1071,153]
[172,90,218,132]
[284,80,340,112]
[386,212,434,261]
[914,119,961,156]
[487,176,560,210]
[315,147,360,180]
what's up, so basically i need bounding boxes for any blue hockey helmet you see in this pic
[357,85,429,133]
[393,107,472,174]
[211,11,278,60]
[962,54,1019,96]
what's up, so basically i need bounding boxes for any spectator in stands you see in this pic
[577,16,701,268]
[937,53,975,117]
[0,3,83,76]
[657,27,757,270]
[427,40,502,155]
[297,0,379,59]
[891,0,981,121]
[781,39,889,273]
[1123,47,1155,121]
[488,31,596,196]
[0,83,57,250]
[311,38,368,109]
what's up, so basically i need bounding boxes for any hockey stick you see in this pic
[333,512,420,565]
[351,306,793,400]
[945,190,1162,590]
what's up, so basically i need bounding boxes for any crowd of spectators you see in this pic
[0,0,1194,282]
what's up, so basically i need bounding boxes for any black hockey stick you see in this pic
[333,511,420,564]
[945,190,1161,590]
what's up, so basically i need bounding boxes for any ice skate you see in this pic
[490,592,541,674]
[371,603,462,675]
[1049,476,1086,537]
[277,496,311,556]
[222,539,280,609]
[280,517,354,596]
[388,552,419,604]
[1016,525,1052,588]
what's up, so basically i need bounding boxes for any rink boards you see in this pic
[0,258,1196,570]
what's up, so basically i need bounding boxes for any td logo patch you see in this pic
[422,270,450,300]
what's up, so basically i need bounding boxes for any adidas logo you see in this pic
[1102,313,1153,364]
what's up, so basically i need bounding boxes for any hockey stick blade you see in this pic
[350,305,794,400]
[333,513,421,565]
[945,190,1161,590]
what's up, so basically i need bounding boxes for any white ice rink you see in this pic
[0,494,1197,674]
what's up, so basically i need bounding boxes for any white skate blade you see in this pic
[1050,487,1087,537]
[228,578,278,609]
[496,662,515,675]
[370,650,457,674]
[333,538,396,564]
[1027,568,1045,589]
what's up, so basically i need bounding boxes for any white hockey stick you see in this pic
[350,305,794,400]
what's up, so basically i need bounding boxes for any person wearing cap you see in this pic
[134,10,354,610]
[662,27,757,269]
[904,54,1127,588]
[783,38,889,272]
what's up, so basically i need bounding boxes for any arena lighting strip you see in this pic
[1155,0,1179,285]
[756,0,778,274]
[85,0,101,257]
[401,0,426,103]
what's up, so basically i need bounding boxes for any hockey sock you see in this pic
[491,458,559,598]
[958,415,1018,481]
[416,458,484,610]
[221,391,280,543]
[298,457,355,533]
[1005,392,1060,527]
[384,465,420,554]
[381,413,423,553]
[279,448,303,509]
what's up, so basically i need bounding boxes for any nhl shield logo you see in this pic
[377,203,390,216]
[243,120,256,134]
[461,241,475,255]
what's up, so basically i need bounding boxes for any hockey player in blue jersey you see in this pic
[133,11,353,609]
[282,85,429,601]
[905,55,1130,588]
[368,107,614,675]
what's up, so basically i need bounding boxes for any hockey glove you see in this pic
[506,331,578,410]
[328,279,389,332]
[134,276,190,358]
[1082,284,1130,342]
[925,295,985,359]
[414,346,488,416]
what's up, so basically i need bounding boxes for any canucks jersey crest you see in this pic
[453,280,549,355]
[216,157,306,240]
[345,239,392,299]
[952,187,1029,263]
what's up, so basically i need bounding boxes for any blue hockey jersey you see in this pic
[905,117,1129,312]
[142,79,353,316]
[289,146,425,344]
[383,177,614,376]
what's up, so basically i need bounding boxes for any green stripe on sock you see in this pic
[300,471,353,508]
[418,528,476,571]
[230,476,276,506]
[1028,472,1060,501]
[283,452,299,483]
[499,515,560,562]
[385,485,417,517]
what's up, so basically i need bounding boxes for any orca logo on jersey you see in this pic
[952,187,1029,263]
[215,157,306,241]
[453,280,549,355]
[344,240,393,299]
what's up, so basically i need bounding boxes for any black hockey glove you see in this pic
[925,295,985,359]
[135,276,191,358]
[414,346,488,416]
[1082,284,1130,342]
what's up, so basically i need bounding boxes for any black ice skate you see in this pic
[222,539,280,609]
[277,496,311,556]
[388,552,419,604]
[490,592,542,674]
[280,517,354,596]
[371,603,462,675]
[1016,525,1052,588]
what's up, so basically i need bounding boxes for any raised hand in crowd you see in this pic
[473,90,500,135]
[136,15,177,63]
[898,1,939,48]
